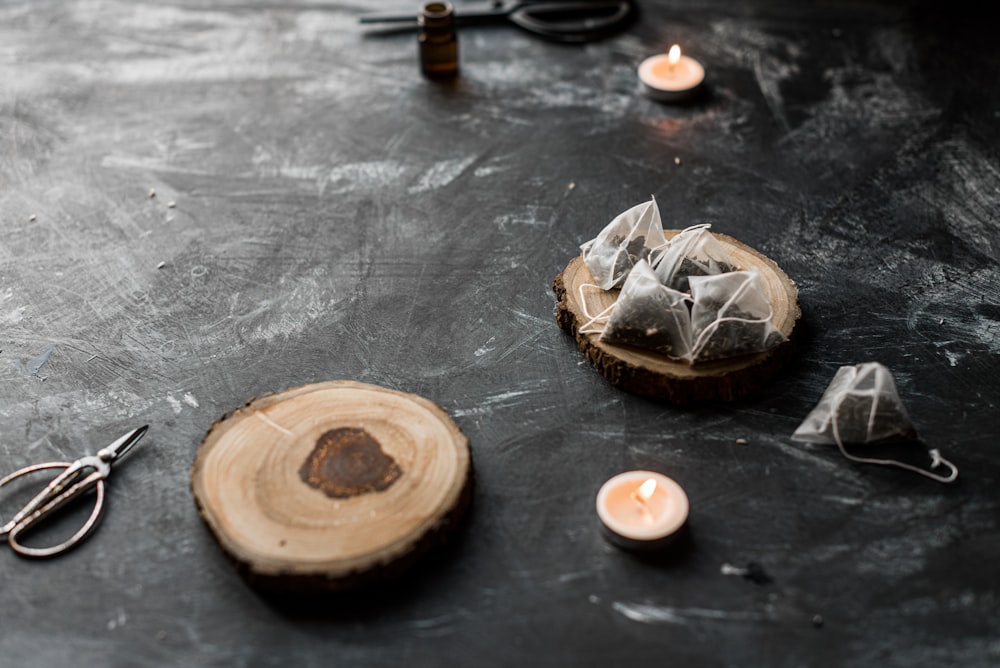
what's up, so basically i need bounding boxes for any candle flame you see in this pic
[668,45,682,65]
[629,478,656,513]
[630,478,658,525]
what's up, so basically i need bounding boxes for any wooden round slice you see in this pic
[553,231,800,403]
[190,381,472,591]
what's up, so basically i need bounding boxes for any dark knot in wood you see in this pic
[299,428,402,499]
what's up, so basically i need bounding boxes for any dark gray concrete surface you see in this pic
[1,1,997,665]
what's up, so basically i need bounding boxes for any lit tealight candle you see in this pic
[596,470,689,550]
[638,44,705,102]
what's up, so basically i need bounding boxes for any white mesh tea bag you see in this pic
[792,362,958,483]
[598,260,693,359]
[652,224,736,292]
[792,363,916,444]
[688,270,786,362]
[581,198,666,290]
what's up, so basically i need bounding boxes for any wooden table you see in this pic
[2,1,997,665]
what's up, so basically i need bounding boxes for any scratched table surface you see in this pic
[2,0,998,666]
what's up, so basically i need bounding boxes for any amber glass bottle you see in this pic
[419,2,458,78]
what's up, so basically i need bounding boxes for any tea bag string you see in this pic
[675,223,711,239]
[647,227,677,259]
[648,238,670,257]
[578,283,616,335]
[650,224,708,275]
[830,396,959,484]
[649,223,711,256]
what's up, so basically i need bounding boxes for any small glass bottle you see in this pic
[419,2,458,78]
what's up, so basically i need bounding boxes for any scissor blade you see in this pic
[103,425,148,462]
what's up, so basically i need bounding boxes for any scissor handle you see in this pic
[506,1,635,43]
[0,462,106,558]
[360,0,635,43]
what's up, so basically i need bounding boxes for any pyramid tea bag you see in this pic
[652,224,736,292]
[581,198,666,290]
[792,362,958,483]
[792,363,916,445]
[599,260,693,359]
[688,270,786,362]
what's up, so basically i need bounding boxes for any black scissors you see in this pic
[360,0,636,44]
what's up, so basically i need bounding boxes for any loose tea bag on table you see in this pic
[793,362,916,444]
[652,224,736,292]
[688,270,786,362]
[791,362,958,483]
[581,198,666,290]
[599,260,693,359]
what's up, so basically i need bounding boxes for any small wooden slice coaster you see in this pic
[190,381,472,591]
[553,231,800,403]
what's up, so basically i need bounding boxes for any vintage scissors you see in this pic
[0,425,147,558]
[360,0,636,44]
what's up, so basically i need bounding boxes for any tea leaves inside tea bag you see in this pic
[600,260,693,359]
[689,270,786,362]
[581,198,666,290]
[652,224,736,292]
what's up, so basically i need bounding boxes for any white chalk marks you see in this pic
[166,392,199,414]
[408,156,477,194]
[611,601,768,625]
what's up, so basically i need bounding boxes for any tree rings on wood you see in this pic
[190,381,472,591]
[553,231,800,403]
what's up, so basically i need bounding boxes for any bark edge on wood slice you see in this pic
[190,380,472,592]
[553,231,801,403]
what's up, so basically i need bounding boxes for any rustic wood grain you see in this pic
[191,381,472,591]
